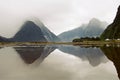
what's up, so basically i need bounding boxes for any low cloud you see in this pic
[0,0,119,37]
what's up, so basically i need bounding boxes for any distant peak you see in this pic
[88,18,101,26]
[91,18,99,21]
[24,21,35,24]
[89,18,100,23]
[21,20,37,29]
[24,17,44,27]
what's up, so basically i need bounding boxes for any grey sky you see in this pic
[0,0,119,37]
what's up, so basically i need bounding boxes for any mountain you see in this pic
[58,18,107,42]
[11,20,60,42]
[0,19,60,42]
[0,36,6,42]
[11,21,47,42]
[100,6,120,39]
[0,36,10,42]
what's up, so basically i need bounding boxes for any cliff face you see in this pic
[101,6,120,39]
[114,6,120,23]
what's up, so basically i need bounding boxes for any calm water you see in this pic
[0,45,119,80]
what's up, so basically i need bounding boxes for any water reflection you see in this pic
[100,46,120,79]
[0,45,119,80]
[14,45,56,64]
[58,45,108,66]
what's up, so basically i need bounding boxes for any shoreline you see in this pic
[0,41,120,47]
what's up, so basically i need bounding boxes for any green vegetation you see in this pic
[73,38,83,42]
[72,36,120,46]
[100,6,120,40]
[72,37,101,42]
[100,23,120,40]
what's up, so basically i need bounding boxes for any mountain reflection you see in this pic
[0,45,119,79]
[58,45,108,66]
[14,45,56,64]
[100,46,120,79]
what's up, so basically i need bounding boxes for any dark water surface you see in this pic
[0,45,119,80]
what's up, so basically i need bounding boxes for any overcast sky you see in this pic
[0,0,119,37]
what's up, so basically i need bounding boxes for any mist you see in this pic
[0,0,119,37]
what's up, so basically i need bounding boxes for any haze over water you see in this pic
[0,45,119,80]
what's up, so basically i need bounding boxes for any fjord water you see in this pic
[0,45,119,80]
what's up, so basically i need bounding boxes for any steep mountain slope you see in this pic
[29,19,60,42]
[0,19,60,42]
[59,18,107,42]
[12,21,47,42]
[0,36,11,42]
[101,6,120,39]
